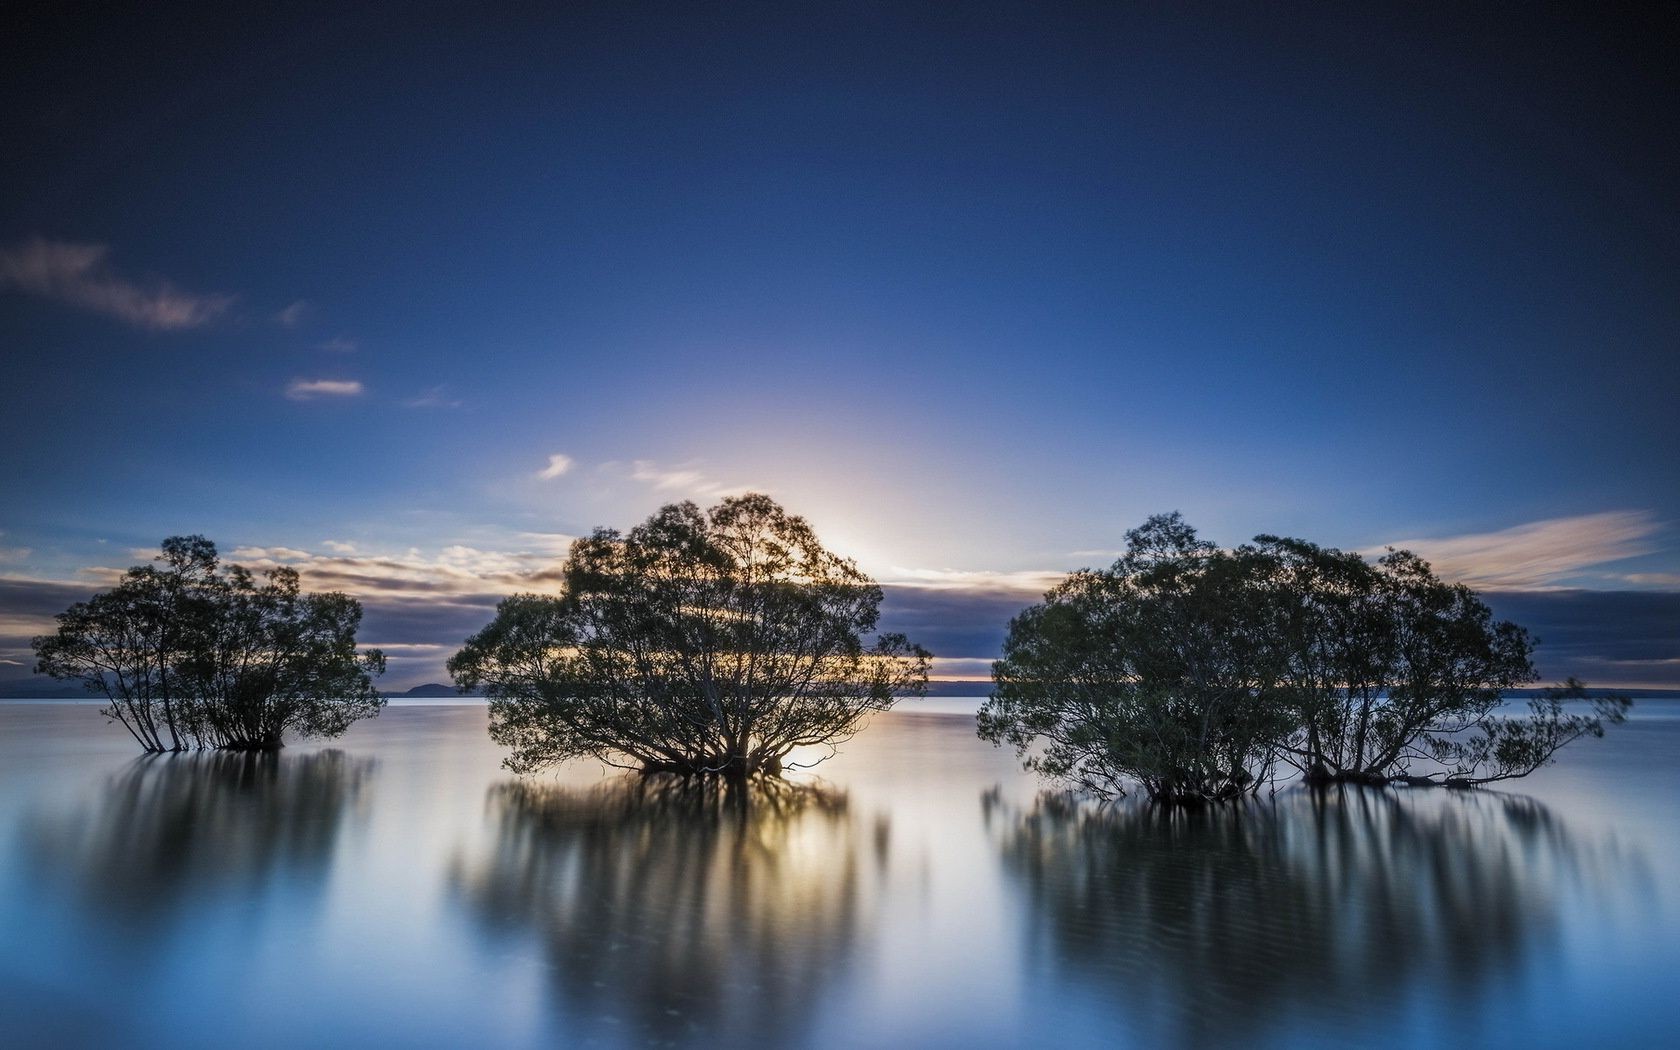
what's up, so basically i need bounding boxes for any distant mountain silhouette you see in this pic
[395,682,477,698]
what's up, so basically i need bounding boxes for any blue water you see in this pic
[1,700,1676,1048]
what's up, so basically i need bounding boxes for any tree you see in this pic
[33,536,219,751]
[1251,538,1625,785]
[178,564,387,750]
[980,514,1630,803]
[979,514,1296,804]
[449,494,929,777]
[32,537,385,751]
[1410,676,1630,787]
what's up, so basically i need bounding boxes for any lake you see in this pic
[2,699,1677,1048]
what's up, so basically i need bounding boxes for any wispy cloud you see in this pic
[274,300,310,327]
[0,533,31,565]
[536,453,574,480]
[0,238,234,330]
[1375,510,1662,590]
[218,540,573,601]
[286,379,364,400]
[404,385,462,409]
[513,532,578,555]
[316,336,357,353]
[880,566,1064,593]
[628,459,738,497]
[1617,572,1680,587]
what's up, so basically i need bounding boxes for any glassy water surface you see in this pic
[2,701,1677,1048]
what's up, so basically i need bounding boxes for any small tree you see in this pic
[33,537,385,751]
[180,564,386,750]
[33,536,219,751]
[1251,538,1625,785]
[450,494,929,777]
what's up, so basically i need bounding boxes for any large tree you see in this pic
[980,514,1629,803]
[33,537,385,751]
[979,514,1296,804]
[1250,537,1628,786]
[450,494,929,777]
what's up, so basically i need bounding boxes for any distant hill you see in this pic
[393,682,478,698]
[920,681,993,697]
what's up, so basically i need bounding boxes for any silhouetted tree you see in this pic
[979,514,1295,803]
[980,514,1629,802]
[450,494,929,776]
[32,537,385,751]
[178,563,385,750]
[1249,536,1628,785]
[32,536,218,751]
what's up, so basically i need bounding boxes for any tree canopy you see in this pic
[978,513,1629,804]
[450,494,929,777]
[32,536,385,751]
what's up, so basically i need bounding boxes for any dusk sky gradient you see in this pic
[2,2,1676,687]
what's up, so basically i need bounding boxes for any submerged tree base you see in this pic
[638,753,785,779]
[217,738,286,753]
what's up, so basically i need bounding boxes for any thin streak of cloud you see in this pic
[628,459,737,497]
[274,300,309,326]
[536,453,574,480]
[203,540,572,601]
[405,385,462,409]
[1618,572,1680,587]
[1375,510,1662,590]
[316,336,357,352]
[0,542,31,564]
[0,238,234,330]
[881,567,1064,593]
[286,378,364,400]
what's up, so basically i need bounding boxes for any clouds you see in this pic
[0,238,234,330]
[405,385,462,409]
[878,567,1063,593]
[3,526,1676,689]
[1376,510,1662,590]
[1483,589,1680,688]
[628,459,737,497]
[536,453,574,480]
[286,379,365,400]
[274,300,310,327]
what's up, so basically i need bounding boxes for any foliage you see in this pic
[979,514,1296,804]
[450,494,929,777]
[32,537,384,751]
[979,513,1629,803]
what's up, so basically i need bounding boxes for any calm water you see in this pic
[2,700,1677,1048]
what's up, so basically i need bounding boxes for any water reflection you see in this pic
[23,750,374,931]
[452,775,887,1046]
[990,787,1601,1047]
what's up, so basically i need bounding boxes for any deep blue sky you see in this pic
[2,2,1676,686]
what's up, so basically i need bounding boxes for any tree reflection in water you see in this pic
[989,787,1603,1048]
[452,775,886,1046]
[24,750,374,931]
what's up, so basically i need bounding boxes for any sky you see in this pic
[1,2,1676,688]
